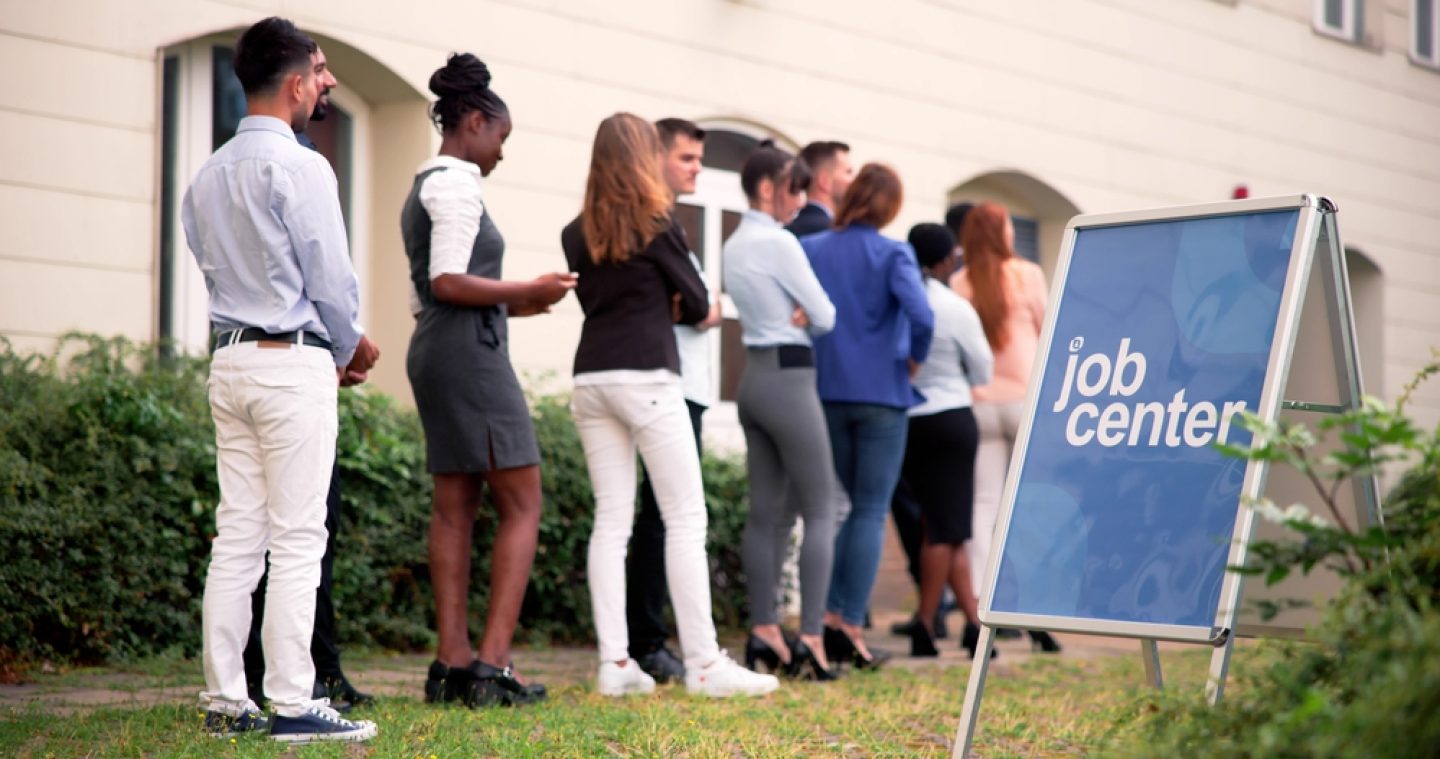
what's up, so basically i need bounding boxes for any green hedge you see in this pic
[0,334,751,663]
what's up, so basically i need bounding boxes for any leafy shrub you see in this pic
[1116,355,1440,758]
[0,334,753,664]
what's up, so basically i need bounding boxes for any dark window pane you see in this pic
[718,209,743,292]
[1012,215,1040,263]
[211,47,246,149]
[159,55,180,349]
[1325,0,1345,29]
[719,318,745,402]
[702,130,761,173]
[675,203,705,261]
[1420,0,1435,58]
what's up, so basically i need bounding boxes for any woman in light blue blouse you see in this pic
[723,144,840,680]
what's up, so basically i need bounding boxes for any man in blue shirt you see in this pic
[183,17,378,744]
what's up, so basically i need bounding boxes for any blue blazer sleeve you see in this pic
[889,243,934,363]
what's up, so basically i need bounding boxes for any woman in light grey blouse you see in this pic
[723,145,840,680]
[898,223,994,659]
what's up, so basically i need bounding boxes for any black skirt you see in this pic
[900,407,980,545]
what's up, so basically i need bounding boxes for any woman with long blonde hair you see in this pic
[560,113,779,698]
[949,201,1060,653]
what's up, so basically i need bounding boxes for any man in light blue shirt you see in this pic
[183,17,377,745]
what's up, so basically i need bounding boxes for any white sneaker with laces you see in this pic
[685,652,780,697]
[597,659,657,696]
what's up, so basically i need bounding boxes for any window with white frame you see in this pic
[1315,0,1365,43]
[1415,0,1440,68]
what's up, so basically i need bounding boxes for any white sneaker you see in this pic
[597,659,656,696]
[685,653,780,698]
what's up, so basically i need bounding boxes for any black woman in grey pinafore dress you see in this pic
[403,165,537,474]
[399,52,575,712]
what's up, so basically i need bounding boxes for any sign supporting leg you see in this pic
[1205,637,1236,705]
[952,624,997,758]
[1140,639,1163,689]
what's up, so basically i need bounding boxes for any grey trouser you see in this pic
[737,346,837,634]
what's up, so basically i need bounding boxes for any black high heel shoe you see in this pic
[744,633,789,674]
[910,621,939,657]
[1029,630,1062,654]
[785,637,840,681]
[823,625,892,670]
[960,622,998,660]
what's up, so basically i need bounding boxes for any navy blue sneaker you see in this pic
[204,705,268,737]
[268,702,377,744]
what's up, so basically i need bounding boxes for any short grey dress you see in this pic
[402,166,540,474]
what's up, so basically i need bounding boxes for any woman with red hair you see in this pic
[949,201,1060,653]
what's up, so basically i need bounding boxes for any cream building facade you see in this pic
[2,0,1438,441]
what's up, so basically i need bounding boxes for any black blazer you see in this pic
[561,216,709,376]
[785,202,833,238]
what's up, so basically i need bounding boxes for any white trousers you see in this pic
[572,380,721,670]
[968,401,1024,599]
[200,342,337,717]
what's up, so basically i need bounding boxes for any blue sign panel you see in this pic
[989,209,1299,629]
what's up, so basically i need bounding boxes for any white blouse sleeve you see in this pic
[418,168,483,282]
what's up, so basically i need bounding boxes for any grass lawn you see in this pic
[0,640,1278,757]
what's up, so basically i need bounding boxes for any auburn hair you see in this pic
[959,202,1016,350]
[580,113,672,264]
[833,163,903,230]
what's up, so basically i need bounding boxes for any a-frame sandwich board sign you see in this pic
[952,195,1379,757]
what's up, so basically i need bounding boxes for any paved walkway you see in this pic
[0,608,1187,714]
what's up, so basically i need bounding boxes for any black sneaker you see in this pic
[442,660,546,708]
[268,703,377,745]
[203,706,268,738]
[314,673,374,711]
[635,646,685,684]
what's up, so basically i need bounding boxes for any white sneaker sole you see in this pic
[686,679,781,698]
[597,679,657,697]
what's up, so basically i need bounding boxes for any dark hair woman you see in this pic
[898,223,994,658]
[800,163,934,670]
[724,145,840,680]
[561,113,779,699]
[403,53,576,708]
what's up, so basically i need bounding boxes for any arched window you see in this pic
[158,35,368,353]
[947,170,1083,277]
[155,31,429,404]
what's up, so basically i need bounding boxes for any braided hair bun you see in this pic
[428,53,507,132]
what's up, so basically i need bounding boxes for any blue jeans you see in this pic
[823,402,910,625]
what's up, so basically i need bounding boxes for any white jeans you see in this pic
[968,401,1024,600]
[200,342,337,717]
[572,380,721,670]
